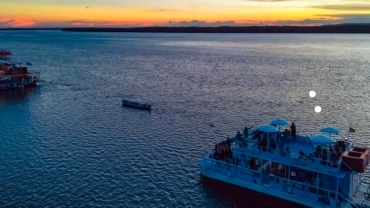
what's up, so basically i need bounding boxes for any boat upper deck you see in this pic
[0,62,39,79]
[230,130,352,178]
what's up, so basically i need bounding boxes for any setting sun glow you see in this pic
[1,0,370,27]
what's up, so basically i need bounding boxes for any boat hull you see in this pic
[0,81,38,91]
[199,161,332,208]
[121,100,151,111]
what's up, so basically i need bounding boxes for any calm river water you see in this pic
[1,31,370,207]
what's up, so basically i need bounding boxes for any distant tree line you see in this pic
[60,25,370,33]
[2,25,370,33]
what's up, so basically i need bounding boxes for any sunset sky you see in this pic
[1,0,370,27]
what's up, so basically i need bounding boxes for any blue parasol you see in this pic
[270,119,289,132]
[257,125,279,133]
[320,127,341,134]
[270,119,289,126]
[310,135,335,145]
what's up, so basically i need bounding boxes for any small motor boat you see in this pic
[122,99,152,111]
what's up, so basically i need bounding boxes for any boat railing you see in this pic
[235,143,341,170]
[337,190,363,208]
[231,133,353,171]
[269,173,341,201]
[288,151,339,168]
[204,155,354,206]
[248,127,258,136]
[339,158,357,173]
[203,156,261,177]
[273,171,364,208]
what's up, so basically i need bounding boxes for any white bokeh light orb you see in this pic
[309,91,316,98]
[315,106,321,113]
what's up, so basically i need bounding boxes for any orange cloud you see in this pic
[0,15,36,27]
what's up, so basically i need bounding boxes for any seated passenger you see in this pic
[277,164,284,176]
[321,149,328,165]
[249,157,257,170]
[261,138,268,152]
[271,164,278,175]
[331,150,338,163]
[277,133,283,144]
[233,156,239,166]
[314,145,322,158]
[305,172,313,184]
[284,129,290,135]
[283,147,291,157]
[257,137,262,150]
[212,144,218,158]
[283,129,290,141]
[253,131,259,140]
[241,138,248,147]
[290,168,297,180]
[270,138,277,152]
[336,147,342,157]
[278,140,284,154]
[297,150,305,159]
[338,140,346,151]
[226,137,231,147]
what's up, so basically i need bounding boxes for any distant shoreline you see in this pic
[2,25,370,33]
[0,28,60,30]
[61,25,370,33]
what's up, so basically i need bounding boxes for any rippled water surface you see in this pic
[1,31,370,207]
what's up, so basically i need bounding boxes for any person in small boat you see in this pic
[290,122,297,141]
[243,125,254,138]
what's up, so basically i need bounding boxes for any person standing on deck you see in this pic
[243,125,254,138]
[290,122,297,141]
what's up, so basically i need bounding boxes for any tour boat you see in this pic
[0,51,40,90]
[199,119,370,208]
[0,50,12,60]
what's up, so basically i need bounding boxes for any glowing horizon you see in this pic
[1,0,370,27]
